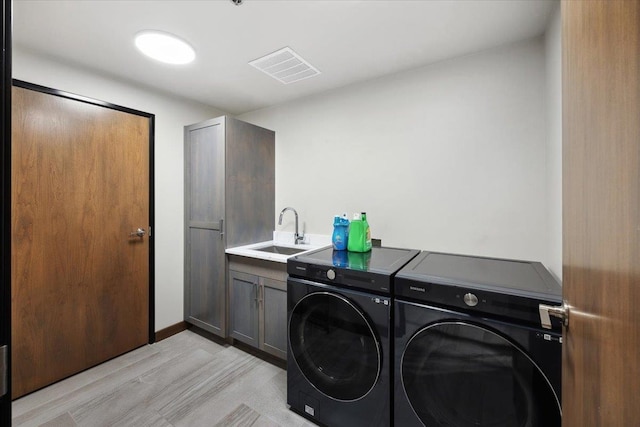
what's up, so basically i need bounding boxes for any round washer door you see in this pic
[401,321,561,427]
[289,291,381,402]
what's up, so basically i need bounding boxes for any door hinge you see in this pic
[0,345,7,397]
[539,303,569,329]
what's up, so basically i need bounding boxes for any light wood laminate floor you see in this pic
[12,330,313,427]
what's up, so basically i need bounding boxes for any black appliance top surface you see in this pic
[288,246,420,295]
[294,246,419,274]
[397,251,561,300]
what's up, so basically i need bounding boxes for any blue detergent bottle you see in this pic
[332,214,349,250]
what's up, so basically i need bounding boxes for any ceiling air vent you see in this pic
[249,47,320,84]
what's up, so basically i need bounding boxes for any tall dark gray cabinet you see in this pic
[184,116,275,337]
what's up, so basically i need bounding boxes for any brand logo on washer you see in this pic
[409,286,426,293]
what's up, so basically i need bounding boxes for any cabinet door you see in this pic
[186,120,224,223]
[184,119,226,337]
[229,270,259,346]
[261,278,287,360]
[186,228,225,334]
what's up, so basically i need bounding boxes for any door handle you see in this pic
[539,303,569,329]
[129,228,146,238]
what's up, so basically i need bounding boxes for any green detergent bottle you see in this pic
[348,212,372,252]
[361,212,372,251]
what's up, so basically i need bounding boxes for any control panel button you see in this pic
[463,293,479,307]
[326,269,336,280]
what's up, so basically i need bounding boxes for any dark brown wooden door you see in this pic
[11,85,150,398]
[562,1,640,425]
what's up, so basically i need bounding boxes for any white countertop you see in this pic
[225,232,331,263]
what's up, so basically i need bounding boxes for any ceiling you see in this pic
[13,0,558,115]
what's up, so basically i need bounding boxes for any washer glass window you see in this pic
[289,292,381,401]
[401,322,560,427]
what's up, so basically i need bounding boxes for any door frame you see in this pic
[12,79,156,346]
[1,0,11,420]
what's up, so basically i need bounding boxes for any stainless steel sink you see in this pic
[254,245,307,255]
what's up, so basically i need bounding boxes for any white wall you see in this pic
[544,5,563,282]
[12,26,562,330]
[13,48,225,331]
[241,38,550,263]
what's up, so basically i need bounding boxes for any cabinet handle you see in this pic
[220,218,224,239]
[258,284,263,304]
[253,282,258,305]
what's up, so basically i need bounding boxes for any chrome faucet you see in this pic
[278,207,304,244]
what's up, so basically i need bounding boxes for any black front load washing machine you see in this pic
[287,246,419,427]
[394,251,563,427]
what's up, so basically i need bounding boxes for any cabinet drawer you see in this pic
[228,255,287,282]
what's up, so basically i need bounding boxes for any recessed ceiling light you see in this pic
[134,31,195,65]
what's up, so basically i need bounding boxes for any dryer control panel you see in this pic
[395,251,563,330]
